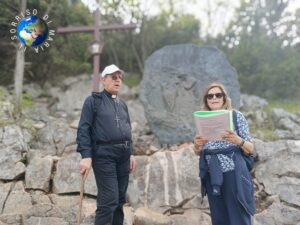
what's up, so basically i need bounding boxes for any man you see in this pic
[76,64,136,225]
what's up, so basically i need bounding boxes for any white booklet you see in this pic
[194,110,233,141]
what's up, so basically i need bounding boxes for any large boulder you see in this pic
[0,214,22,225]
[3,181,32,214]
[170,209,211,225]
[272,108,300,139]
[127,145,199,213]
[33,118,77,156]
[254,200,300,225]
[0,183,12,213]
[0,125,28,180]
[24,203,68,225]
[134,207,172,225]
[255,140,300,207]
[25,156,53,192]
[140,44,240,144]
[52,153,97,196]
[240,94,268,111]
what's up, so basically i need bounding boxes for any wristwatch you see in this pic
[239,139,245,147]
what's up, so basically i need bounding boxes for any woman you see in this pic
[194,82,255,225]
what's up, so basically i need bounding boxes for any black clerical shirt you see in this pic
[76,89,132,158]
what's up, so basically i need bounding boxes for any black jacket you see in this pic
[76,90,132,158]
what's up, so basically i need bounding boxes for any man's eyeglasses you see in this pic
[109,74,123,81]
[206,93,225,100]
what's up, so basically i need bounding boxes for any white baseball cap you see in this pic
[101,64,124,77]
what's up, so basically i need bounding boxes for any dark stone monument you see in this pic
[140,44,240,144]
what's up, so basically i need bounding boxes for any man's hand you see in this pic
[79,158,92,180]
[130,155,136,173]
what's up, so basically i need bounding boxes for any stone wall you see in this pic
[1,71,300,224]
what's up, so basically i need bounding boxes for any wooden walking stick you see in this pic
[77,174,85,225]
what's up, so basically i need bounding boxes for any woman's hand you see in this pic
[193,135,208,155]
[223,129,254,154]
[222,129,242,145]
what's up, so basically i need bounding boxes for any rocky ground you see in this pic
[1,76,300,225]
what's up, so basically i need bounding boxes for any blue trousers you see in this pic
[92,144,131,225]
[205,171,252,225]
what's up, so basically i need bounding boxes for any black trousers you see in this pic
[92,144,131,225]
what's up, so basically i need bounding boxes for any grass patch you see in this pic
[0,86,8,100]
[264,100,300,113]
[248,110,279,141]
[249,124,278,142]
[260,128,278,141]
[0,118,10,127]
[21,93,34,108]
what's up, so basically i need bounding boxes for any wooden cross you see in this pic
[57,0,136,92]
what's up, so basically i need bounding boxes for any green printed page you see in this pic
[193,110,227,117]
[193,110,234,131]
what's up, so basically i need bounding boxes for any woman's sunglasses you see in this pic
[206,92,225,100]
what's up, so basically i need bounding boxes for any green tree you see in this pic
[221,0,300,100]
[25,0,93,85]
[100,11,201,76]
[0,0,93,86]
[0,0,21,85]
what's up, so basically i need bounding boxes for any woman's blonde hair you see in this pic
[201,82,233,111]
